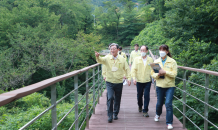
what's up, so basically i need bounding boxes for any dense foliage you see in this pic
[0,0,103,92]
[93,0,148,46]
[132,0,218,68]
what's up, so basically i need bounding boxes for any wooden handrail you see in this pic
[149,50,218,76]
[0,63,100,107]
[149,50,157,61]
[177,66,218,76]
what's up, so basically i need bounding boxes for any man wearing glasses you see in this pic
[95,43,131,123]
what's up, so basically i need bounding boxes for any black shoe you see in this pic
[108,116,113,123]
[143,112,149,117]
[138,107,142,112]
[113,115,118,120]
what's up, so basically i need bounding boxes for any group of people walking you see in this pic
[95,43,177,130]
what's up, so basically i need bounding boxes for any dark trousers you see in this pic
[137,82,151,113]
[106,81,123,117]
[106,89,115,109]
[156,86,175,125]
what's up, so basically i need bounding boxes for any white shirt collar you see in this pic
[142,56,147,65]
[113,55,118,60]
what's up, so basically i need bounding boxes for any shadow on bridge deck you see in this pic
[86,83,186,130]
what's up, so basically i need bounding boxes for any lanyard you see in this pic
[111,59,119,71]
[113,59,119,67]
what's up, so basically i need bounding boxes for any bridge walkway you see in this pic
[86,83,186,130]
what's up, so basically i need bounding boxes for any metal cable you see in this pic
[175,87,218,111]
[173,95,218,129]
[56,71,100,104]
[172,104,201,130]
[186,80,218,94]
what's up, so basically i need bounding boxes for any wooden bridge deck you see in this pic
[86,83,186,130]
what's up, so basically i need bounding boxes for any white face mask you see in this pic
[141,52,146,57]
[159,51,166,57]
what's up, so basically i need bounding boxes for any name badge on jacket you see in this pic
[112,67,118,71]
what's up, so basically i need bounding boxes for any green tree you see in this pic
[0,0,103,92]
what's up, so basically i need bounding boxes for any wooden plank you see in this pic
[86,83,186,130]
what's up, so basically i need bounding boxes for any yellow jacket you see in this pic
[119,52,127,61]
[151,56,177,88]
[129,50,141,64]
[102,64,106,78]
[96,54,131,83]
[131,56,154,83]
[101,54,111,78]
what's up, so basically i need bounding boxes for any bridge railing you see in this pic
[149,49,218,130]
[0,63,105,130]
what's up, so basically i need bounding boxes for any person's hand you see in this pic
[128,80,131,86]
[123,76,126,79]
[129,64,131,67]
[95,51,100,57]
[103,77,106,81]
[158,73,164,76]
[133,79,136,85]
[159,69,166,75]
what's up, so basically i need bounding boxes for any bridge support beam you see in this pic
[204,74,209,130]
[51,84,57,130]
[93,68,96,114]
[98,66,100,104]
[86,71,89,129]
[182,70,187,129]
[74,75,79,130]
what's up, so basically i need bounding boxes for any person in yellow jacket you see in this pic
[129,44,141,67]
[151,44,177,130]
[131,45,153,117]
[118,46,127,61]
[102,64,107,80]
[95,43,131,123]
